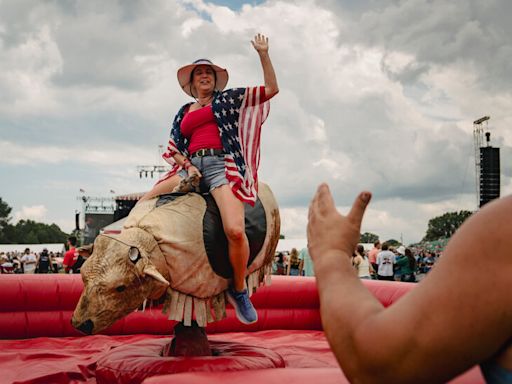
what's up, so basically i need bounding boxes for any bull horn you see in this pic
[143,264,169,286]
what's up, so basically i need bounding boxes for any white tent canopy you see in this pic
[275,239,307,253]
[0,243,66,254]
[276,240,374,254]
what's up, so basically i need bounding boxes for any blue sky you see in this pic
[1,0,511,243]
[208,0,265,9]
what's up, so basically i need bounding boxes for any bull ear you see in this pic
[77,244,93,257]
[143,264,169,286]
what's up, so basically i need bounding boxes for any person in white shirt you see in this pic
[20,248,37,274]
[376,242,396,281]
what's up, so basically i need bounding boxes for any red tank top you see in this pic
[180,105,222,154]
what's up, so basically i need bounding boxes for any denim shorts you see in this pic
[178,154,229,193]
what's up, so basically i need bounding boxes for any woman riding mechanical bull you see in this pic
[138,33,279,324]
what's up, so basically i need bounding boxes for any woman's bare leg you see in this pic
[138,174,183,204]
[210,185,248,291]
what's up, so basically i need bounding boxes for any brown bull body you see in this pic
[72,183,280,334]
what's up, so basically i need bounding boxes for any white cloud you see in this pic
[1,0,511,244]
[0,24,63,116]
[181,17,204,37]
[279,207,308,239]
[14,205,48,222]
[0,140,155,169]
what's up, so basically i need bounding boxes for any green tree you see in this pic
[385,239,401,247]
[360,232,379,243]
[0,197,13,243]
[24,229,39,244]
[0,197,69,244]
[12,220,68,244]
[422,210,473,241]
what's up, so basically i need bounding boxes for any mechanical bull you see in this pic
[71,182,280,336]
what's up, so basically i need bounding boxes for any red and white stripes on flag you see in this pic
[225,86,269,204]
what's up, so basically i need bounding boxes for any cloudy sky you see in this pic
[1,0,511,244]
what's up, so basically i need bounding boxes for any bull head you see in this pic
[71,228,170,334]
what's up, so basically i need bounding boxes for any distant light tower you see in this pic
[473,116,489,207]
[136,145,172,179]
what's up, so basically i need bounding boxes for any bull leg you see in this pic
[163,320,212,357]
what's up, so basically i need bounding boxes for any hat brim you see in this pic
[177,61,229,97]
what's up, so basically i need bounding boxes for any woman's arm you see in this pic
[308,184,512,383]
[173,153,201,178]
[353,255,362,267]
[394,255,406,267]
[251,33,279,99]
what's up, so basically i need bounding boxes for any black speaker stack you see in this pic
[479,146,500,207]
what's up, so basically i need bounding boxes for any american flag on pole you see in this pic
[161,86,269,206]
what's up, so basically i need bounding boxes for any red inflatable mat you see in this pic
[95,338,284,384]
[0,330,335,383]
[142,366,485,384]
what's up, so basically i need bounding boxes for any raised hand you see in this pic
[307,184,371,263]
[251,33,269,53]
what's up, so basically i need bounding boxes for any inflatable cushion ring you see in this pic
[95,338,285,384]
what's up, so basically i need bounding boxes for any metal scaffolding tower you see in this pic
[77,196,115,215]
[137,145,172,179]
[473,116,490,208]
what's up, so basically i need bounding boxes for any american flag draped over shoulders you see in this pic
[161,86,270,205]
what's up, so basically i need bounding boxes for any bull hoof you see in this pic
[163,321,212,357]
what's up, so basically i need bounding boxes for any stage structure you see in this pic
[112,192,145,222]
[76,192,115,245]
[473,116,500,208]
[75,146,172,244]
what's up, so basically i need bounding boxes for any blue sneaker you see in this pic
[226,287,258,324]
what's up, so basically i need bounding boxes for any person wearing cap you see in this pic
[139,33,278,325]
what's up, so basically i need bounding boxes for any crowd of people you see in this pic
[2,235,439,282]
[366,240,440,282]
[0,236,86,274]
[0,248,61,274]
[272,247,315,277]
[273,241,441,282]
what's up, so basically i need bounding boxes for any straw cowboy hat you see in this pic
[177,59,229,98]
